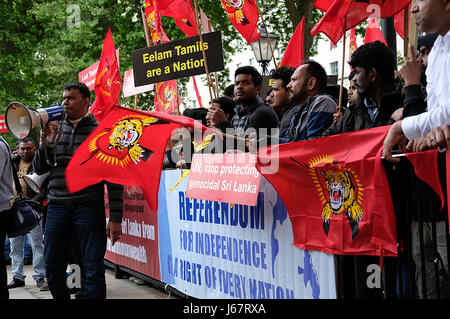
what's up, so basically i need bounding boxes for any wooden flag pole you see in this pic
[403,5,410,58]
[254,0,278,69]
[141,7,151,47]
[193,0,217,102]
[176,80,181,115]
[337,33,347,115]
[408,0,418,59]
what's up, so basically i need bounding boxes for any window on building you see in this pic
[330,61,338,76]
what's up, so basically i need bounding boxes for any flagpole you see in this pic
[337,33,347,115]
[192,0,217,102]
[403,5,409,58]
[134,95,138,110]
[407,0,418,59]
[176,80,181,115]
[141,7,151,47]
[254,0,278,69]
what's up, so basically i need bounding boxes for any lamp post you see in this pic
[250,28,278,75]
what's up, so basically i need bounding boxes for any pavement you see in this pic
[6,263,181,299]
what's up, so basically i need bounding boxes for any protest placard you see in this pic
[131,31,224,86]
[186,153,261,206]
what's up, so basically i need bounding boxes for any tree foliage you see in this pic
[0,0,325,146]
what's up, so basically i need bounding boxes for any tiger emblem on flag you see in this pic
[305,154,364,239]
[108,117,157,164]
[222,0,250,25]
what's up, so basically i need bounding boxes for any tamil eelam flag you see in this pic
[154,0,198,37]
[66,105,206,211]
[221,0,260,44]
[89,29,122,121]
[256,126,398,256]
[154,80,181,114]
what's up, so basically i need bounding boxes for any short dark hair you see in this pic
[63,82,91,99]
[224,84,235,97]
[186,107,207,126]
[348,69,356,81]
[349,41,395,84]
[270,66,295,89]
[19,137,35,145]
[235,66,262,87]
[213,96,236,119]
[303,60,328,93]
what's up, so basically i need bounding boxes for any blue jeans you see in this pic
[44,202,107,299]
[9,221,45,282]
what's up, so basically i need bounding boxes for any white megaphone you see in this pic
[5,102,64,139]
[23,172,50,193]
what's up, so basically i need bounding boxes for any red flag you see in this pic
[90,29,122,121]
[349,27,357,56]
[256,126,397,256]
[154,80,181,114]
[145,0,172,44]
[66,105,207,211]
[394,8,410,40]
[221,0,260,44]
[192,76,203,108]
[405,150,445,211]
[349,27,357,70]
[364,17,387,45]
[312,0,410,44]
[311,0,352,44]
[155,0,198,37]
[279,16,305,68]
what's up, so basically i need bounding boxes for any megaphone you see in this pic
[23,172,50,193]
[5,102,64,139]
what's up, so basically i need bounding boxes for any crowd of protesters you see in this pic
[0,0,449,300]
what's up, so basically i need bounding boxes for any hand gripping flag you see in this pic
[89,29,122,121]
[311,0,411,44]
[279,16,305,68]
[221,0,260,44]
[256,126,398,256]
[66,105,207,211]
[154,0,198,37]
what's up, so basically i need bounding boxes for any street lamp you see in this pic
[250,28,278,75]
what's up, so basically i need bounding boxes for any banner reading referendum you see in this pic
[132,31,224,86]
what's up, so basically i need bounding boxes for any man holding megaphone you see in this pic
[32,82,123,299]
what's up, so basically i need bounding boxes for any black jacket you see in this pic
[33,113,123,223]
[322,91,404,137]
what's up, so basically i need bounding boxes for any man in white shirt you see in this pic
[383,0,450,162]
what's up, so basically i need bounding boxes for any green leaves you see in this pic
[0,0,321,116]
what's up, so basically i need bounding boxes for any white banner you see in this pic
[158,170,337,299]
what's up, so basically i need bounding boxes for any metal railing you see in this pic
[336,152,450,299]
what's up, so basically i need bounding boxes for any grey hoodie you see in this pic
[0,137,14,212]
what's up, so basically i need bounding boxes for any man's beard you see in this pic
[290,81,309,105]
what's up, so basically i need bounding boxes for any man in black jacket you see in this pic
[322,41,403,137]
[321,41,403,299]
[206,66,279,151]
[33,82,123,299]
